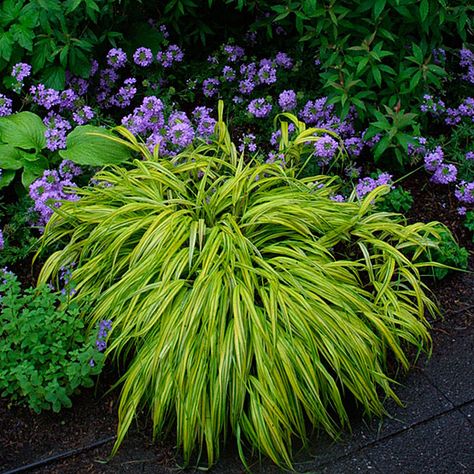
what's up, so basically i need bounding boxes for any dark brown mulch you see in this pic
[0,169,472,473]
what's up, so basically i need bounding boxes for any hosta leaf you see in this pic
[0,112,46,152]
[0,144,23,169]
[59,126,133,166]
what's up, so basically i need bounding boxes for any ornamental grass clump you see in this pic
[37,111,446,469]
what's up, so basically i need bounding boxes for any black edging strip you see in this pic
[2,435,117,474]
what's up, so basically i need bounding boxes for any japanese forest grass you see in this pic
[37,120,446,470]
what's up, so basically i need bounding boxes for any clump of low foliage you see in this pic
[0,269,104,413]
[37,113,449,468]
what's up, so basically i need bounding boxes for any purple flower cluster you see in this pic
[257,63,277,85]
[0,93,12,116]
[455,181,474,204]
[314,135,339,165]
[278,89,297,111]
[11,62,31,92]
[72,105,95,125]
[420,94,445,115]
[248,98,272,118]
[110,78,137,108]
[275,52,293,69]
[107,48,127,69]
[356,173,393,199]
[29,165,81,228]
[223,44,245,62]
[203,78,220,98]
[43,112,72,151]
[431,163,458,184]
[30,84,61,109]
[0,229,4,250]
[95,319,112,352]
[238,133,257,153]
[133,47,154,67]
[156,44,184,68]
[459,48,474,84]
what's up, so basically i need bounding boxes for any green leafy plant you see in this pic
[0,269,105,413]
[37,113,449,468]
[419,226,469,280]
[0,111,48,190]
[378,186,414,214]
[0,113,133,193]
[0,194,39,266]
[0,0,124,89]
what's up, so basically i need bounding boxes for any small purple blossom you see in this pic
[238,133,257,153]
[222,66,236,82]
[344,137,364,157]
[455,181,474,204]
[278,90,297,111]
[314,135,339,164]
[157,44,184,68]
[0,229,4,250]
[424,146,444,172]
[203,78,220,98]
[431,163,458,184]
[356,173,393,199]
[257,64,277,85]
[238,78,256,95]
[0,94,12,116]
[59,160,82,180]
[133,47,154,67]
[466,151,474,161]
[107,48,127,68]
[275,52,293,69]
[29,84,60,109]
[223,44,245,63]
[11,62,31,82]
[248,98,272,118]
[72,105,95,125]
[168,121,195,148]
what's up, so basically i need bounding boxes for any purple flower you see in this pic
[29,84,60,109]
[238,133,257,153]
[107,48,127,68]
[72,106,95,125]
[466,151,474,161]
[257,64,277,85]
[314,135,338,164]
[110,78,137,108]
[238,78,256,95]
[356,173,392,199]
[193,106,216,138]
[90,60,99,76]
[99,68,119,90]
[223,44,245,62]
[89,359,95,367]
[431,163,457,184]
[248,98,272,118]
[455,181,474,204]
[275,52,293,69]
[159,24,170,39]
[278,90,297,111]
[157,44,184,68]
[222,66,236,82]
[424,146,444,172]
[344,136,364,157]
[59,89,78,109]
[330,194,345,202]
[59,160,82,180]
[0,229,4,249]
[203,78,220,98]
[133,47,154,67]
[11,62,31,91]
[167,119,195,148]
[43,112,72,151]
[0,94,12,116]
[420,94,445,115]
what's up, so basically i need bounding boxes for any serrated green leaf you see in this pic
[59,126,133,166]
[0,112,46,152]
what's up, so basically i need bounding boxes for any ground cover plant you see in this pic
[0,0,473,471]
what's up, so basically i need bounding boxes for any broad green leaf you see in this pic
[21,155,48,188]
[420,0,429,22]
[0,32,13,61]
[0,168,15,189]
[0,112,46,151]
[0,144,22,169]
[59,126,133,166]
